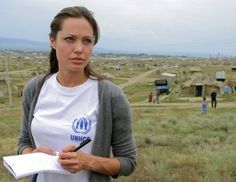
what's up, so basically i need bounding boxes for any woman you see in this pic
[18,6,136,182]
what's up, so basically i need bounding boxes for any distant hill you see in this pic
[0,37,50,51]
[0,37,112,53]
[0,37,219,57]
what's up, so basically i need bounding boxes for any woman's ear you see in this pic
[50,37,56,49]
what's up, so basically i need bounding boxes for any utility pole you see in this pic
[5,56,13,107]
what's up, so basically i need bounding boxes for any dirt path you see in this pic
[131,102,236,109]
[119,68,158,89]
[1,102,235,111]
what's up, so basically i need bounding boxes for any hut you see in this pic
[114,64,121,71]
[225,80,236,93]
[161,72,177,81]
[182,73,223,97]
[216,71,225,82]
[231,66,236,72]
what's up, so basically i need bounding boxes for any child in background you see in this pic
[148,92,153,102]
[201,97,207,114]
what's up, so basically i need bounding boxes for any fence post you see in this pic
[5,56,13,107]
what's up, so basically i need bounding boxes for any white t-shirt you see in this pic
[31,73,98,182]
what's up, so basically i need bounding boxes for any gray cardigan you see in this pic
[18,74,137,182]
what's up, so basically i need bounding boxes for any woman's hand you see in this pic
[58,144,121,175]
[32,146,55,155]
[22,146,54,155]
[58,144,91,173]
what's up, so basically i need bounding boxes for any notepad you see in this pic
[3,152,71,179]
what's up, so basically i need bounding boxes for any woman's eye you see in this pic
[64,37,74,42]
[83,39,92,45]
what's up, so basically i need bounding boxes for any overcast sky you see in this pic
[1,0,236,56]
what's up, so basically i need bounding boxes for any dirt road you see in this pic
[119,68,158,89]
[131,102,236,109]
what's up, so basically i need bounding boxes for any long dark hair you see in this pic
[49,6,103,79]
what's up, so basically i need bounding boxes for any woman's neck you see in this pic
[56,71,88,87]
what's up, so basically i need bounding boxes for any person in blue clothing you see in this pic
[201,97,207,114]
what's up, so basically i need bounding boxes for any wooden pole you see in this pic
[5,56,13,107]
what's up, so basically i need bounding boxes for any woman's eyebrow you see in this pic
[64,34,93,39]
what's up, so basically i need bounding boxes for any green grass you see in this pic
[111,78,128,85]
[114,107,236,182]
[0,108,26,182]
[1,106,236,181]
[123,81,155,102]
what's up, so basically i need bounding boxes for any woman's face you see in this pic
[50,17,94,74]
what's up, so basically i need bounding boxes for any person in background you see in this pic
[148,92,153,102]
[18,6,136,182]
[201,97,207,114]
[155,89,160,104]
[210,89,217,108]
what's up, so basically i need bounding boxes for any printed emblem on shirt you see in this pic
[72,117,91,134]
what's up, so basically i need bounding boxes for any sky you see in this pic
[1,0,236,56]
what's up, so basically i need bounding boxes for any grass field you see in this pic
[118,106,236,182]
[1,104,236,182]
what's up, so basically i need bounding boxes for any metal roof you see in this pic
[216,71,225,79]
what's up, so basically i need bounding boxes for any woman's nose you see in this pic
[74,41,83,54]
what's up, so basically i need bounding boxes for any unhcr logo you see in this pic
[72,117,91,134]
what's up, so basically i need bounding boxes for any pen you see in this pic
[73,138,91,152]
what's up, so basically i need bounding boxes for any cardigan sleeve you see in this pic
[17,75,43,154]
[110,84,137,177]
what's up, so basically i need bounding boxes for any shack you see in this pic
[225,80,236,93]
[216,71,225,82]
[182,73,223,97]
[161,72,177,81]
[232,66,236,72]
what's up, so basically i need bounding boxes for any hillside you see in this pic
[0,37,113,54]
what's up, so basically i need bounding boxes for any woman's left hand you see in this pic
[57,144,92,173]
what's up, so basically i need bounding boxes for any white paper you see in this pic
[3,152,71,179]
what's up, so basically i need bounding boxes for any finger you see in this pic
[59,151,77,159]
[61,144,76,153]
[58,155,79,166]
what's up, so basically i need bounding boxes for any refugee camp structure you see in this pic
[160,72,177,81]
[182,73,224,97]
[225,80,236,93]
[232,66,236,72]
[216,71,225,82]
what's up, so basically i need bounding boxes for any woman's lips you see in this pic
[70,57,84,64]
